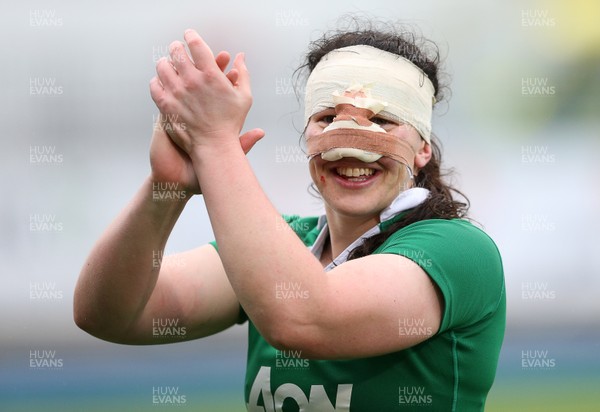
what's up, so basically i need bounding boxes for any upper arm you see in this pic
[295,254,443,359]
[275,220,503,360]
[122,244,242,344]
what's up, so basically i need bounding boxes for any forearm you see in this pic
[191,143,326,343]
[74,176,189,338]
[147,29,325,344]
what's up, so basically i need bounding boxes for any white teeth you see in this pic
[335,167,375,177]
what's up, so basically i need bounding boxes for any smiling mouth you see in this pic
[335,167,376,182]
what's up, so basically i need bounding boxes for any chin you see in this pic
[326,200,384,220]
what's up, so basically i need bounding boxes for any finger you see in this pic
[169,41,195,76]
[149,76,166,106]
[231,52,250,93]
[226,69,239,85]
[156,57,178,89]
[183,29,216,71]
[239,128,265,154]
[215,51,231,73]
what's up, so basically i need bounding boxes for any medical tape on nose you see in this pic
[305,89,416,170]
[304,44,435,143]
[306,128,417,169]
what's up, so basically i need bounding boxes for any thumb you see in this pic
[239,128,265,154]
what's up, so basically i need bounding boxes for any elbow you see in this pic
[72,274,136,344]
[72,294,117,342]
[73,281,112,339]
[73,307,130,344]
[260,318,326,360]
[73,301,101,337]
[73,276,97,334]
[73,308,87,331]
[73,292,142,345]
[262,325,291,352]
[73,305,95,334]
[73,292,91,331]
[72,285,97,333]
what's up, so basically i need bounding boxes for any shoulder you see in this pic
[380,218,502,263]
[377,218,505,330]
[389,217,492,238]
[378,218,503,278]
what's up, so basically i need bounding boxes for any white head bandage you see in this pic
[304,45,436,143]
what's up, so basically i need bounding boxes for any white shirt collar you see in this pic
[310,188,430,271]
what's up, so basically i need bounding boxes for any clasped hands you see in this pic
[149,29,264,193]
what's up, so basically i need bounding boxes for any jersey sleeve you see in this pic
[209,215,319,251]
[376,219,505,334]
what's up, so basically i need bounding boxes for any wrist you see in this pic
[188,136,245,164]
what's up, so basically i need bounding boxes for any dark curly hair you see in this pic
[296,20,470,260]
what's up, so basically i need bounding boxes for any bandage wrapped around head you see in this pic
[304,45,436,172]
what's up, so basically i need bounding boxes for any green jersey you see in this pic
[243,215,505,411]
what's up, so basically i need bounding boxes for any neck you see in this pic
[324,208,380,260]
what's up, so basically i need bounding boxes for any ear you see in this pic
[413,140,432,175]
